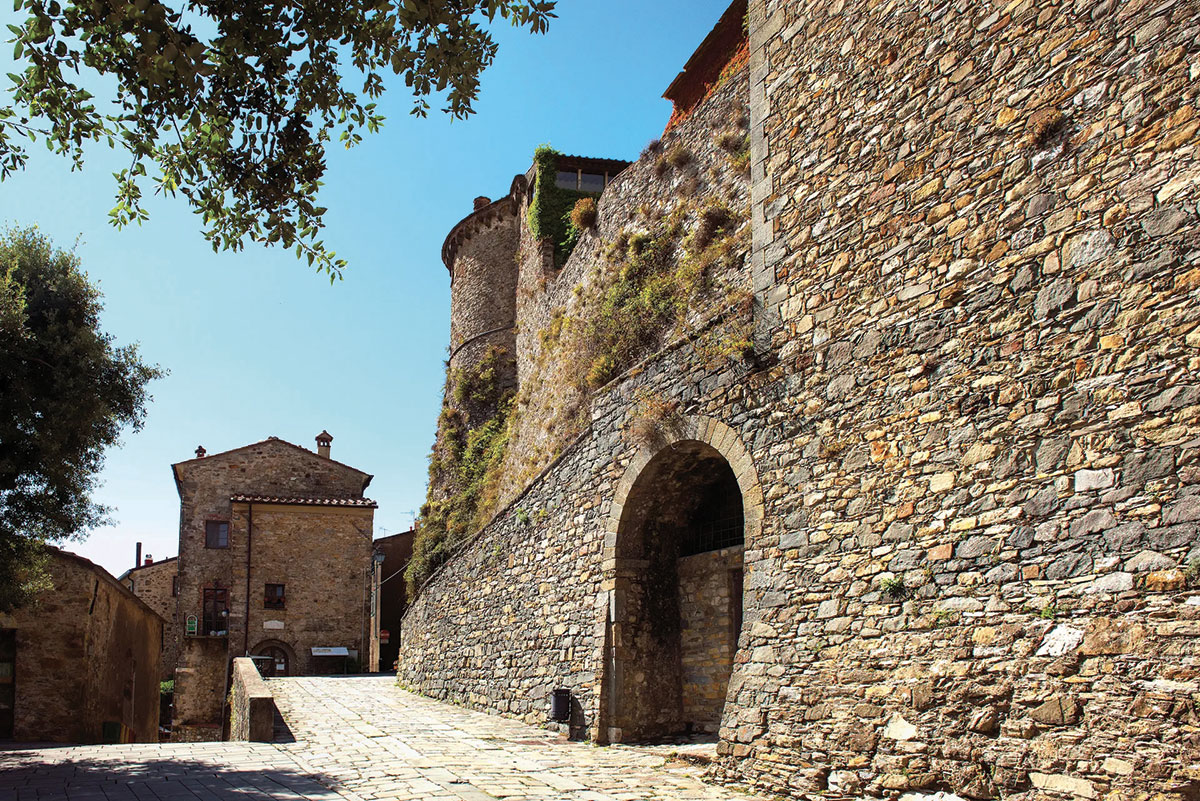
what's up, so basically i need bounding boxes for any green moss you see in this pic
[528,145,600,268]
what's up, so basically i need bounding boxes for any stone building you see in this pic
[169,433,380,740]
[374,528,414,672]
[121,553,179,679]
[0,547,163,743]
[400,1,1200,799]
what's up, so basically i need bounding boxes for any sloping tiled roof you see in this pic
[230,494,378,509]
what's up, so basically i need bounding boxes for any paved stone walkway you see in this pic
[1,675,765,801]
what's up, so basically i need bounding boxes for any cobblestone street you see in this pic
[1,676,764,801]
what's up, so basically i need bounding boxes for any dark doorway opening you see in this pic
[0,629,14,739]
[608,441,745,742]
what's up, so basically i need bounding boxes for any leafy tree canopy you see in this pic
[0,0,556,277]
[0,226,163,610]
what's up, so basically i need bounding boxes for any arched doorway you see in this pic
[250,641,294,677]
[601,417,762,743]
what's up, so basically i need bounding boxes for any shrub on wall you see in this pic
[570,197,598,230]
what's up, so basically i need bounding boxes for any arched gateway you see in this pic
[597,416,763,743]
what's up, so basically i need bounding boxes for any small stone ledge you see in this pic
[229,657,276,742]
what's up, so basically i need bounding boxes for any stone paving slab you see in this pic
[267,676,765,801]
[0,675,765,801]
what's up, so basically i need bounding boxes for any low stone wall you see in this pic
[229,657,275,742]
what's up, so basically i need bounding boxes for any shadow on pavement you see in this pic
[0,749,346,801]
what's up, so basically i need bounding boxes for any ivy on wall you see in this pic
[527,145,600,268]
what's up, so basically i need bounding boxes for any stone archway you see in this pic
[250,640,295,678]
[596,416,763,744]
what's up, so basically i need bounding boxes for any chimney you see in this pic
[473,196,491,211]
[144,555,153,566]
[316,430,333,459]
[195,445,206,458]
[135,541,142,569]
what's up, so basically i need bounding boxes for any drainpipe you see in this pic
[243,502,253,657]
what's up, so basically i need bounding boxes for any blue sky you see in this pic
[0,0,732,577]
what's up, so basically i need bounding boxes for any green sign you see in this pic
[186,615,198,636]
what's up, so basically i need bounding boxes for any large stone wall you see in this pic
[0,548,162,743]
[727,0,1200,794]
[402,0,1200,798]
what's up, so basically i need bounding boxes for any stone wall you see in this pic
[231,501,376,676]
[123,556,179,679]
[679,546,743,733]
[725,0,1200,795]
[229,657,275,742]
[0,548,162,743]
[401,65,753,734]
[172,636,228,741]
[402,0,1200,798]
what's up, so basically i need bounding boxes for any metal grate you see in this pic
[681,515,744,557]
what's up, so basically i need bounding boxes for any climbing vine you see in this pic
[527,145,601,268]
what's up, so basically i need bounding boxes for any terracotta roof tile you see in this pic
[229,494,378,509]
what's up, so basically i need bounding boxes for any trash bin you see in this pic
[550,688,571,722]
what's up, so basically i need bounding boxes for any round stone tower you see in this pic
[440,182,524,405]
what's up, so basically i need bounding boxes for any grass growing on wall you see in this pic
[580,199,747,388]
[528,145,600,268]
[409,346,515,594]
[501,196,752,497]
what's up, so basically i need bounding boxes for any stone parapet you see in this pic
[229,658,275,742]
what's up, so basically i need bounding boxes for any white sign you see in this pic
[311,646,349,657]
[263,620,285,630]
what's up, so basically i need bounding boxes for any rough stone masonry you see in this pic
[400,0,1200,799]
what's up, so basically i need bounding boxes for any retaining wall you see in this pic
[402,0,1200,797]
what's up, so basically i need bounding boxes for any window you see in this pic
[201,587,229,635]
[264,583,285,610]
[555,170,578,190]
[171,575,179,597]
[579,172,606,193]
[205,520,229,548]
